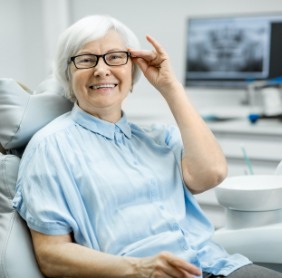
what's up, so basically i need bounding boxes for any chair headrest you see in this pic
[0,77,73,150]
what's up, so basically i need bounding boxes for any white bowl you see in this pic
[215,175,282,211]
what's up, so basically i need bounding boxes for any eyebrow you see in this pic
[76,48,126,55]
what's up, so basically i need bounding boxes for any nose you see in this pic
[93,57,111,77]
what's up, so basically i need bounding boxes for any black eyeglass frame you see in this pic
[69,51,131,69]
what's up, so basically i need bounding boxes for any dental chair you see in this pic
[0,78,72,278]
[1,77,282,277]
[213,171,282,273]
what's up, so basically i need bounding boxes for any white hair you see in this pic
[53,15,141,102]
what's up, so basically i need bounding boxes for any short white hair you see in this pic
[53,15,141,102]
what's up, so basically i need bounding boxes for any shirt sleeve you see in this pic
[143,123,184,167]
[13,138,77,235]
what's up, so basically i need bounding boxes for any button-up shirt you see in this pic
[13,104,250,277]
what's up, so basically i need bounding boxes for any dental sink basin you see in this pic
[215,175,282,212]
[213,175,282,272]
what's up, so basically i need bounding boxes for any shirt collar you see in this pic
[71,103,132,140]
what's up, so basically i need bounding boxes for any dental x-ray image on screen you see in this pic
[185,14,282,88]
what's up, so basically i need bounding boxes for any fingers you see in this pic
[128,34,176,91]
[132,57,149,75]
[161,262,193,278]
[137,253,202,278]
[129,34,163,56]
[129,50,162,70]
[130,49,156,62]
[129,34,167,66]
[156,252,202,277]
[168,257,202,277]
[145,35,165,55]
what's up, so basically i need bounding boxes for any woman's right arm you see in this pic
[30,230,201,278]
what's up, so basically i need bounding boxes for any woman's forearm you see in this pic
[31,230,201,278]
[43,244,137,277]
[31,231,138,278]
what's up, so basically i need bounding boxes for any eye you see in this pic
[105,52,128,65]
[76,55,96,64]
[107,53,124,61]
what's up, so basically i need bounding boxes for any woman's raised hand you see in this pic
[129,35,179,95]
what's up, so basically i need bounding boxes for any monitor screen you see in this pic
[185,14,282,88]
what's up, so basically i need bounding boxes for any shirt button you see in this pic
[183,244,189,250]
[150,189,158,200]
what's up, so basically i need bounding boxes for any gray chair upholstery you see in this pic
[0,153,44,278]
[0,77,72,278]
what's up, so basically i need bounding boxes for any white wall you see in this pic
[0,0,69,89]
[0,0,45,88]
[2,0,282,117]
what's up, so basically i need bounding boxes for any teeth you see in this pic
[90,84,115,89]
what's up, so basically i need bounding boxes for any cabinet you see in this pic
[208,119,282,176]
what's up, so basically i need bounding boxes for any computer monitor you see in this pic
[185,13,282,88]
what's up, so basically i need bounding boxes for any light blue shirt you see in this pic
[13,104,250,277]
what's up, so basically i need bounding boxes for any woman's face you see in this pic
[69,30,133,122]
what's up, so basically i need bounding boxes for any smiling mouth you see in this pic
[89,84,117,90]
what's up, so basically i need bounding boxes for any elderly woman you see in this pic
[13,15,281,278]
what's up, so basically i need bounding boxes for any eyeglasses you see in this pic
[69,51,131,69]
